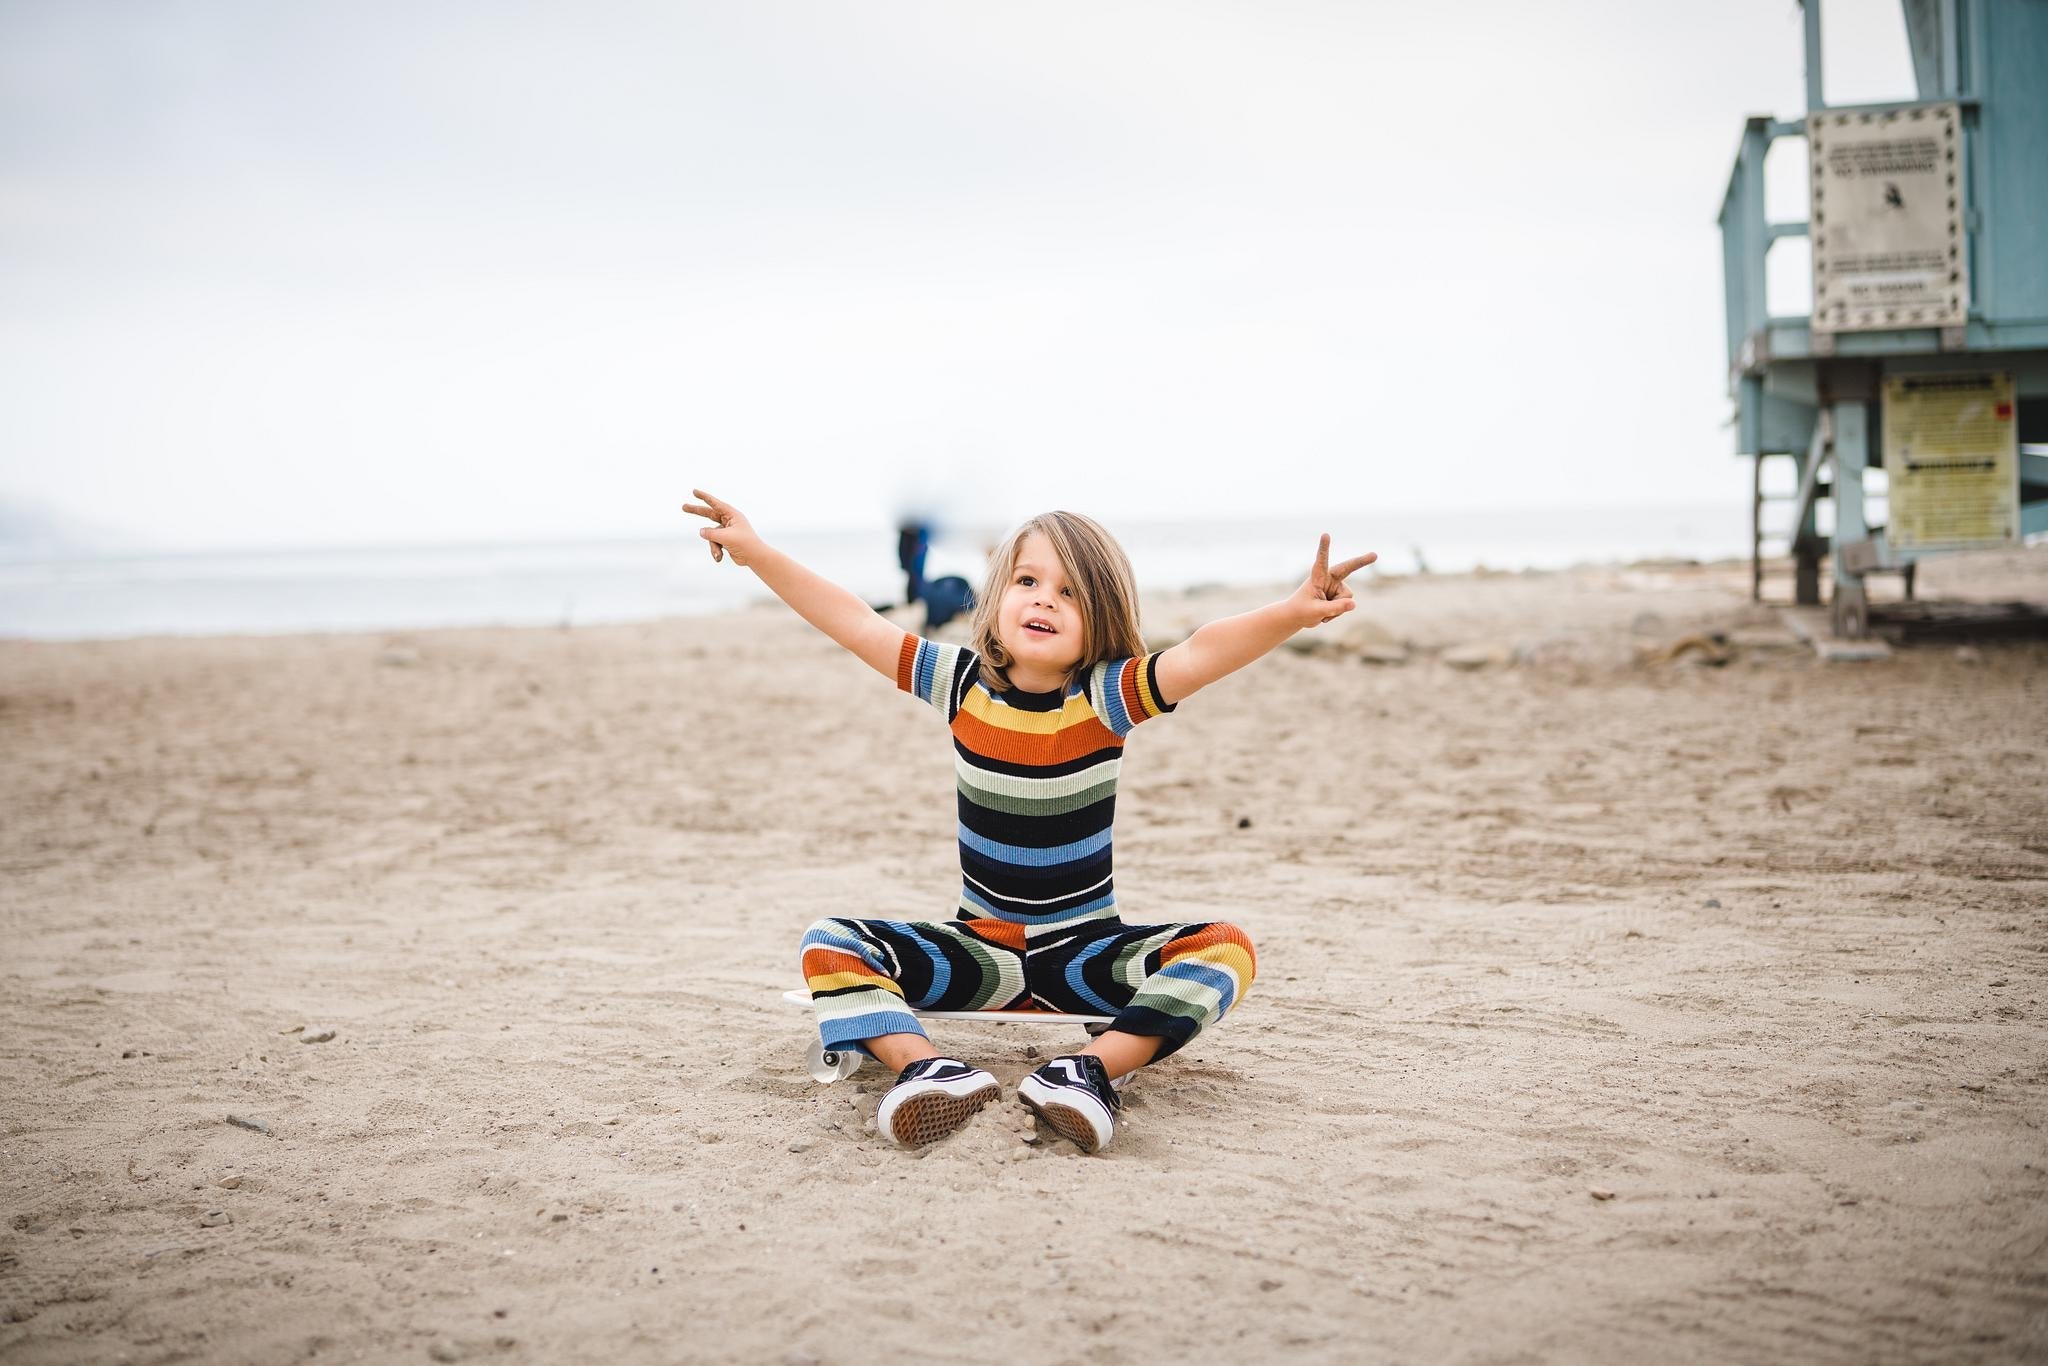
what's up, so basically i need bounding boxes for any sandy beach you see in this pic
[3,550,2045,1365]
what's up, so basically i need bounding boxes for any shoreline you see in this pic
[0,503,1773,644]
[10,543,2046,649]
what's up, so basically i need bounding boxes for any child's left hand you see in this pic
[1290,534,1377,628]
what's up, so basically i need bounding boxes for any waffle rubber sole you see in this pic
[1019,1094,1110,1154]
[884,1082,999,1147]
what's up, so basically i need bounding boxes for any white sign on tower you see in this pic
[1809,103,1966,334]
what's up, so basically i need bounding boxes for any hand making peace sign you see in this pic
[681,489,763,567]
[1292,534,1377,628]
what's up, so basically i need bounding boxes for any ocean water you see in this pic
[0,502,1752,642]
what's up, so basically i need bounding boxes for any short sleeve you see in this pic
[1086,653,1178,739]
[895,634,978,723]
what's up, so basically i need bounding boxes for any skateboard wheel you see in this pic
[807,1038,864,1083]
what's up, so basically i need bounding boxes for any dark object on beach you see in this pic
[922,575,975,632]
[225,1114,271,1135]
[1237,817,1253,829]
[897,522,931,609]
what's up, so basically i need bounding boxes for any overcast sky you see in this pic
[0,0,1917,552]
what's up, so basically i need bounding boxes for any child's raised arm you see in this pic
[1152,533,1375,704]
[683,489,903,681]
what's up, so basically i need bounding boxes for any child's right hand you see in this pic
[682,489,763,567]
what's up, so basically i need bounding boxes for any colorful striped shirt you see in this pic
[896,634,1176,934]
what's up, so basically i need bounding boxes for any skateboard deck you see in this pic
[781,988,1113,1082]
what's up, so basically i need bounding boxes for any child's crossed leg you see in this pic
[798,913,1255,1152]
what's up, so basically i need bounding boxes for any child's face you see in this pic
[997,531,1087,682]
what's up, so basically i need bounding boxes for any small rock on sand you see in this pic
[427,1342,462,1363]
[1286,616,1402,659]
[199,1210,232,1227]
[225,1114,271,1135]
[1442,643,1508,671]
[217,1174,243,1189]
[299,1028,336,1045]
[1589,1187,1616,1202]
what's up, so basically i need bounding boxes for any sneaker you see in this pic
[875,1057,1000,1147]
[1017,1055,1121,1153]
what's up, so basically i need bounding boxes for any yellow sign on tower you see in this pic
[1881,373,2019,552]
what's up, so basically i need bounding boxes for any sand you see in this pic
[3,551,2045,1365]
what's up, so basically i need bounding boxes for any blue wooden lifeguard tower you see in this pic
[1720,0,2048,636]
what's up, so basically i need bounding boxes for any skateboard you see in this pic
[781,988,1113,1083]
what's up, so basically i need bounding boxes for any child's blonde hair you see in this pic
[969,511,1145,693]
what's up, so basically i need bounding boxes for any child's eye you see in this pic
[1060,587,1074,597]
[1017,575,1035,587]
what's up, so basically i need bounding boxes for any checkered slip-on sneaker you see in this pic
[874,1057,1000,1147]
[1016,1054,1122,1154]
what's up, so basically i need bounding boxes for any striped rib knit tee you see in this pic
[896,634,1175,934]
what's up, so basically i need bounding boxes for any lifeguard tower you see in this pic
[1719,0,2048,636]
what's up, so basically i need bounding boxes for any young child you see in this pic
[683,491,1374,1153]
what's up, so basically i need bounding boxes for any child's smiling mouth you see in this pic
[1023,617,1058,635]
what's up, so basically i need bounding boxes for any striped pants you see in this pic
[798,914,1256,1062]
